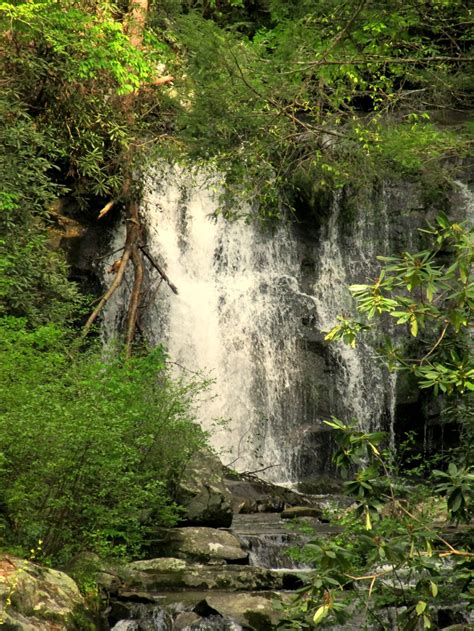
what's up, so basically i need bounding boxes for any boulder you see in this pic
[173,611,201,629]
[196,592,286,630]
[148,527,248,564]
[225,471,324,514]
[295,475,343,495]
[108,590,294,631]
[175,451,233,528]
[0,554,88,630]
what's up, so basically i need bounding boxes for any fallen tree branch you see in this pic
[83,248,131,334]
[139,245,179,295]
[97,200,115,220]
[241,463,282,475]
[125,227,145,357]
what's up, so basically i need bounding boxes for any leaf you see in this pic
[410,317,418,337]
[365,510,372,530]
[349,284,369,293]
[416,601,427,615]
[448,462,458,476]
[436,212,449,229]
[313,605,329,625]
[430,581,438,597]
[449,489,463,513]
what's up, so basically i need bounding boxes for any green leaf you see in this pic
[448,462,458,476]
[313,605,329,624]
[449,490,463,513]
[416,601,427,615]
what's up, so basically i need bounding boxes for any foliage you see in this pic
[1,0,472,329]
[279,421,474,630]
[167,0,474,216]
[325,213,474,459]
[0,318,208,563]
[0,0,174,205]
[0,94,84,326]
[280,214,474,628]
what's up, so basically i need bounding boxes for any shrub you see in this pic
[0,318,208,563]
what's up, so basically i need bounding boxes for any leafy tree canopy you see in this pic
[1,0,472,326]
[166,0,474,216]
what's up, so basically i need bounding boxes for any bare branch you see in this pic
[83,249,131,333]
[139,246,179,295]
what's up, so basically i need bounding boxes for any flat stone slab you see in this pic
[127,557,188,573]
[280,506,322,519]
[120,561,283,592]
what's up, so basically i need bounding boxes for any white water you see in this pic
[137,166,308,481]
[311,190,396,433]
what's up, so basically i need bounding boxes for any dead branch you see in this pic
[139,245,179,295]
[83,0,175,354]
[151,75,174,86]
[97,200,115,220]
[83,248,131,333]
[242,463,282,475]
[125,226,145,357]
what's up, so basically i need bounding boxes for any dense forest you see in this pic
[0,0,473,629]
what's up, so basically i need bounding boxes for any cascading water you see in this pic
[103,166,314,482]
[311,190,396,435]
[103,167,466,482]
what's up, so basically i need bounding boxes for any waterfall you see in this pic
[101,167,406,482]
[105,165,314,483]
[311,190,396,434]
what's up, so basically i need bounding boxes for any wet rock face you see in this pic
[175,451,233,528]
[109,591,292,631]
[0,554,87,630]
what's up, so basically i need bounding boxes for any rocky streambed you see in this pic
[103,460,331,631]
[2,451,472,630]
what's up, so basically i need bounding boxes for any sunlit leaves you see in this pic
[169,0,473,209]
[324,316,369,347]
[0,318,209,561]
[326,216,473,396]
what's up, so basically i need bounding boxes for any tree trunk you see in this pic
[84,0,168,357]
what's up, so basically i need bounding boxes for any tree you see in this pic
[2,0,472,350]
[0,0,173,349]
